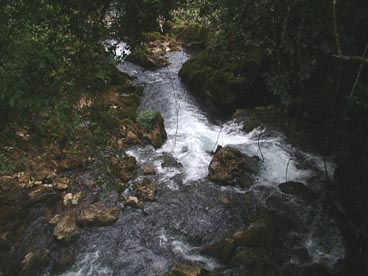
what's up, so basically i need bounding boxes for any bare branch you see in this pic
[350,41,368,97]
[333,54,368,63]
[333,0,342,55]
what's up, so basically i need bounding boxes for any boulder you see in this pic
[53,213,79,242]
[208,146,261,188]
[77,204,118,227]
[27,185,57,204]
[179,47,267,111]
[278,181,315,200]
[21,250,50,276]
[160,263,207,276]
[136,178,156,201]
[201,238,235,264]
[160,154,182,168]
[230,247,267,266]
[109,155,138,182]
[233,215,276,247]
[142,113,167,148]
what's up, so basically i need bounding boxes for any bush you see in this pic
[136,111,158,131]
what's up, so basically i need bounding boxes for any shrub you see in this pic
[136,111,158,131]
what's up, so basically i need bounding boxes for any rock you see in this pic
[77,204,118,227]
[230,247,267,266]
[125,196,143,209]
[49,214,62,225]
[21,250,50,276]
[71,192,82,206]
[124,130,143,146]
[109,155,138,182]
[208,146,261,188]
[160,154,182,168]
[179,47,267,111]
[52,253,74,274]
[54,177,70,191]
[63,193,73,206]
[161,263,207,276]
[27,185,57,204]
[142,113,167,148]
[136,178,156,201]
[201,238,235,264]
[53,213,79,242]
[233,215,276,247]
[278,181,315,200]
[143,166,156,175]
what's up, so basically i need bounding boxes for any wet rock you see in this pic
[230,247,267,266]
[63,193,73,206]
[233,215,276,247]
[27,185,57,204]
[160,154,182,168]
[49,214,62,225]
[208,146,261,188]
[77,204,118,227]
[142,112,167,148]
[161,263,207,276]
[52,253,74,274]
[179,47,266,111]
[278,181,315,200]
[125,196,143,209]
[54,177,71,191]
[53,213,79,242]
[136,178,156,201]
[109,155,138,182]
[124,130,143,146]
[143,166,156,175]
[21,250,50,276]
[201,238,235,264]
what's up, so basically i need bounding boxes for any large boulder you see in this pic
[77,204,119,227]
[179,48,268,111]
[160,263,207,276]
[141,112,167,148]
[278,181,315,201]
[208,146,261,188]
[200,238,235,264]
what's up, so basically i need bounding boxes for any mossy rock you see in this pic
[174,24,210,48]
[179,47,268,111]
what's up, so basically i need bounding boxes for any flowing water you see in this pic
[60,50,345,275]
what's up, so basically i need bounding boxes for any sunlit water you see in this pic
[60,50,344,276]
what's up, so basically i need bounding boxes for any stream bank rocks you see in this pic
[50,204,119,242]
[158,263,208,276]
[124,112,167,148]
[208,146,261,188]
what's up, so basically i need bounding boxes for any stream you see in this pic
[61,50,345,275]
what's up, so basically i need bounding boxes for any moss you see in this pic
[179,47,266,111]
[136,111,158,131]
[174,24,210,48]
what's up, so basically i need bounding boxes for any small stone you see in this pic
[143,166,156,175]
[54,177,71,191]
[72,192,82,206]
[125,196,143,209]
[63,193,73,206]
[136,178,156,201]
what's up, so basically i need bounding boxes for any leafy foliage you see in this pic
[137,111,158,131]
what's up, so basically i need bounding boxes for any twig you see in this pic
[285,157,291,182]
[213,125,223,152]
[333,54,368,63]
[350,41,368,97]
[332,0,342,55]
[257,128,265,162]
